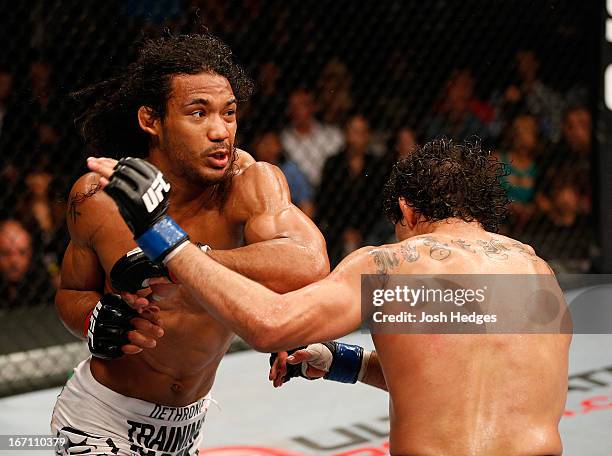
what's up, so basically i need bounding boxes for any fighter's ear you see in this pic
[137,106,161,137]
[398,198,417,228]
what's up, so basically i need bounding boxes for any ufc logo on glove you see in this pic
[142,173,171,213]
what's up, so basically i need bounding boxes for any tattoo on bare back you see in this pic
[370,240,421,275]
[400,243,420,262]
[452,239,476,253]
[422,237,451,261]
[512,242,538,260]
[371,248,400,275]
[477,239,509,260]
[68,184,101,223]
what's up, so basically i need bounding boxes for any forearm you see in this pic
[359,350,387,391]
[210,238,328,293]
[169,243,289,349]
[55,289,101,339]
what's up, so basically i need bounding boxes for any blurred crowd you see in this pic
[0,1,596,310]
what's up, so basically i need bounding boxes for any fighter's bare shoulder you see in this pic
[234,148,256,172]
[365,240,425,276]
[230,149,291,212]
[67,172,120,242]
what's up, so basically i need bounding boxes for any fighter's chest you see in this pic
[170,208,244,251]
[95,207,243,279]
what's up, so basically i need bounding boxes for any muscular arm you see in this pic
[55,175,106,338]
[360,351,387,391]
[211,162,329,292]
[168,244,371,352]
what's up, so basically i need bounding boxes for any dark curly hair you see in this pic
[383,138,509,232]
[72,33,254,157]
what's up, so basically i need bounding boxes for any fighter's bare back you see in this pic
[367,229,571,455]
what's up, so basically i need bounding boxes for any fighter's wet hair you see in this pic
[72,33,254,158]
[383,138,509,232]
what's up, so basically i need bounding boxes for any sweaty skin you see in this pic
[85,157,570,456]
[167,226,570,456]
[56,72,329,407]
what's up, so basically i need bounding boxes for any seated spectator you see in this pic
[15,164,67,284]
[241,61,286,139]
[253,130,314,218]
[538,106,592,226]
[280,88,344,188]
[316,58,353,125]
[363,127,421,246]
[533,106,593,265]
[425,69,490,144]
[497,114,543,232]
[0,219,54,310]
[315,114,386,265]
[492,50,564,143]
[391,127,419,160]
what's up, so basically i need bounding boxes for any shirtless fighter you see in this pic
[89,138,572,456]
[52,34,328,455]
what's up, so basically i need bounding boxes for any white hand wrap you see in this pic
[300,343,371,382]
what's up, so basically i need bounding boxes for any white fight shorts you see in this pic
[51,357,212,456]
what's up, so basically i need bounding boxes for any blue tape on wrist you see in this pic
[136,216,189,261]
[326,342,364,384]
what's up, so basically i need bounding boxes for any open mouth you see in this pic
[205,150,230,169]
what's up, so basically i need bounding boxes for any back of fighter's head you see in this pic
[382,137,509,236]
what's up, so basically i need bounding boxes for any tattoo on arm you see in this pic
[68,184,101,224]
[422,237,451,261]
[477,239,509,260]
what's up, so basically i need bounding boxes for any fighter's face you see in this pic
[158,72,238,185]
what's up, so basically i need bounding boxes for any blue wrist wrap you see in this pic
[325,342,364,384]
[136,216,189,261]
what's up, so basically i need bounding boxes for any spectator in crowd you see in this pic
[498,114,543,232]
[253,130,314,218]
[27,58,55,113]
[14,164,67,284]
[366,126,421,245]
[425,69,490,144]
[392,126,419,160]
[315,114,386,265]
[316,57,353,125]
[240,61,286,142]
[280,88,345,188]
[0,219,54,310]
[529,106,593,266]
[537,106,592,227]
[492,50,564,143]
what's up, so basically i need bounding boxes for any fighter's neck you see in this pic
[404,218,487,241]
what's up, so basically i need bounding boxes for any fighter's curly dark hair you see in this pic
[72,33,254,157]
[383,138,509,232]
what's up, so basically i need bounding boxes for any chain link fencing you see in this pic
[0,0,600,396]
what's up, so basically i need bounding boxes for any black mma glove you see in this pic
[270,342,371,384]
[110,243,213,293]
[110,247,168,293]
[84,294,139,360]
[104,157,189,263]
